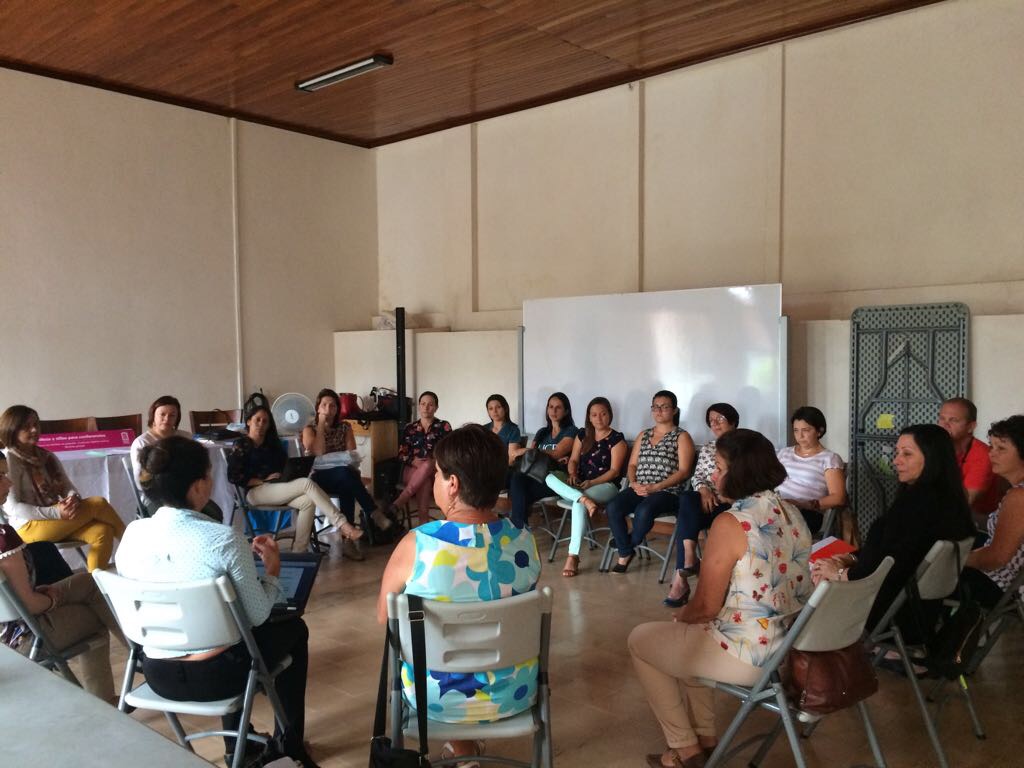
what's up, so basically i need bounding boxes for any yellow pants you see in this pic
[18,497,126,571]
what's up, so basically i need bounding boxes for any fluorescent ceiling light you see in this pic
[296,54,393,92]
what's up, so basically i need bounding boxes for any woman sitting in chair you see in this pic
[130,395,222,521]
[664,402,739,607]
[302,388,379,559]
[813,424,975,636]
[961,415,1024,608]
[228,403,361,553]
[118,436,318,767]
[484,393,522,449]
[507,392,576,529]
[630,429,812,768]
[606,390,694,576]
[388,391,453,527]
[545,396,627,577]
[0,405,125,572]
[775,406,848,534]
[0,452,123,701]
[377,424,541,766]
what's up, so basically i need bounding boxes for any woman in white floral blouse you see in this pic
[629,429,812,768]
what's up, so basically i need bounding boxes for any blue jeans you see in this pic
[310,466,376,525]
[674,490,730,570]
[508,471,552,529]
[606,488,680,558]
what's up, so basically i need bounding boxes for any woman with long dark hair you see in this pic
[813,423,974,633]
[544,396,627,577]
[507,392,576,528]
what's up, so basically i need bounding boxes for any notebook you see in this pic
[255,552,323,620]
[271,455,316,483]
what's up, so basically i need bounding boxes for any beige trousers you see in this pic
[23,572,125,700]
[629,621,761,749]
[246,477,344,552]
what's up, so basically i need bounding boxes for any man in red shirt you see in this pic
[938,397,999,514]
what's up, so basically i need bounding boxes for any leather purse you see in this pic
[781,641,878,714]
[515,448,554,484]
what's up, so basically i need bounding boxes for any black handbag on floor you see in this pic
[370,595,432,768]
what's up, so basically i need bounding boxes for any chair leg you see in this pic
[748,718,784,767]
[773,684,808,768]
[599,537,614,572]
[658,529,677,583]
[548,511,569,562]
[893,629,949,768]
[705,694,762,768]
[957,675,986,740]
[858,700,888,768]
[164,712,192,750]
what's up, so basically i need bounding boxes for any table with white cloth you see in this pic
[0,644,211,767]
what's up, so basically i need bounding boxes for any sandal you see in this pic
[439,740,485,767]
[562,555,580,578]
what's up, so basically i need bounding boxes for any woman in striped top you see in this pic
[774,406,847,534]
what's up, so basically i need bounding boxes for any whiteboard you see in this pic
[523,285,786,446]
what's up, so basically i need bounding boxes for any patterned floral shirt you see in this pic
[984,482,1024,594]
[402,518,541,723]
[575,428,625,482]
[398,419,453,464]
[634,427,685,494]
[692,441,718,494]
[706,491,812,666]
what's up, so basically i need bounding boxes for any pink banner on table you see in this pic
[37,429,136,452]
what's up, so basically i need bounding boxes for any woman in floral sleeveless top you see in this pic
[629,429,812,768]
[378,424,541,765]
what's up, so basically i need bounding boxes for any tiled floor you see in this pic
[108,532,1024,768]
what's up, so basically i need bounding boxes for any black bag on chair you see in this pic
[370,595,432,768]
[515,448,554,485]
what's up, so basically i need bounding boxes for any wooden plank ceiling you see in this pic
[0,0,939,147]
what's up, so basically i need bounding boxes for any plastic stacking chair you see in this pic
[95,413,143,437]
[548,497,608,562]
[700,557,895,768]
[232,485,297,549]
[923,567,1024,743]
[93,570,291,768]
[0,569,107,687]
[39,417,96,434]
[386,587,554,768]
[868,538,974,768]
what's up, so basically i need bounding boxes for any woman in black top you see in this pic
[507,392,576,529]
[813,423,974,635]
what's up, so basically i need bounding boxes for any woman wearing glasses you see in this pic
[606,391,695,574]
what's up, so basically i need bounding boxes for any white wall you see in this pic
[1,68,377,422]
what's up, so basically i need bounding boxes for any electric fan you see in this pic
[271,393,316,435]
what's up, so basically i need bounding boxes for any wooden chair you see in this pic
[95,413,143,437]
[38,417,96,434]
[189,409,241,435]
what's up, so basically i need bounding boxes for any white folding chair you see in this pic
[701,557,895,768]
[548,497,608,561]
[53,539,90,570]
[0,568,106,686]
[386,587,554,768]
[598,513,678,580]
[220,449,298,547]
[92,570,291,768]
[868,537,974,768]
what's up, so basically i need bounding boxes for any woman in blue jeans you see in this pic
[606,390,695,573]
[507,392,576,528]
[664,402,739,607]
[545,397,628,577]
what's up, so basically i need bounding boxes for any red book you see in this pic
[810,536,857,562]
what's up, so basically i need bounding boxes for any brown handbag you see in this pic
[781,642,878,714]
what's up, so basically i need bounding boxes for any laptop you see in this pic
[272,455,316,483]
[255,551,323,620]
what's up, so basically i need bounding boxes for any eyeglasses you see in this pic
[708,417,729,425]
[651,405,674,412]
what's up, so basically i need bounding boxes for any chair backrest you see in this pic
[388,587,553,673]
[190,409,242,435]
[792,557,895,652]
[916,537,974,600]
[93,570,243,652]
[120,455,149,518]
[95,413,143,436]
[39,417,96,434]
[0,568,25,623]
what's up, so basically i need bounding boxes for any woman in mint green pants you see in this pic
[545,396,627,577]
